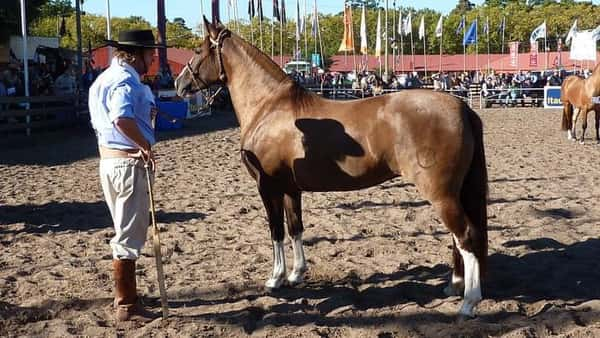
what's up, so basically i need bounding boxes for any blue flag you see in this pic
[463,20,477,45]
[456,16,465,36]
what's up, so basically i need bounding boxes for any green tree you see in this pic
[0,0,48,43]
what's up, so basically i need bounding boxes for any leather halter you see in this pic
[184,29,230,105]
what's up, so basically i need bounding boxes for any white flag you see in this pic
[375,10,382,57]
[565,19,577,46]
[435,15,443,38]
[360,5,367,55]
[530,21,546,43]
[403,12,412,36]
[570,30,597,61]
[397,11,402,35]
[418,16,425,40]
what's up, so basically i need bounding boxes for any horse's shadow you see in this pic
[0,201,206,235]
[167,238,600,332]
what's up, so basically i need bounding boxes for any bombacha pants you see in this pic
[99,158,152,260]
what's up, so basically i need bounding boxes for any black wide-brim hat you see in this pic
[105,29,166,49]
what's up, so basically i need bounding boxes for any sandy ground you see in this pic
[1,106,600,337]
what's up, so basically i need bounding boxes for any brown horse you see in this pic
[561,63,600,144]
[175,19,488,318]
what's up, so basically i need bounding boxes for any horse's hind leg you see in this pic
[284,190,307,285]
[572,108,581,142]
[258,184,287,290]
[595,109,600,144]
[580,110,589,144]
[434,196,483,318]
[443,237,464,296]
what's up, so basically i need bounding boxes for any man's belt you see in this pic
[99,146,142,159]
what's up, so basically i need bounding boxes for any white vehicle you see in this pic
[283,60,313,74]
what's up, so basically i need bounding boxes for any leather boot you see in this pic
[113,259,158,322]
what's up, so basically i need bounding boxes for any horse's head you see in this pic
[175,17,230,98]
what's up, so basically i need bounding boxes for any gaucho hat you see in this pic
[105,29,166,49]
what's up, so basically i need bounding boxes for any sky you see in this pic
[75,0,488,32]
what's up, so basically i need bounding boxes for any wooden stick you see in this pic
[145,164,169,320]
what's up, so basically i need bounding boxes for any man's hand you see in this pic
[130,148,156,171]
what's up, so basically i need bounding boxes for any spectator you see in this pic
[54,67,77,96]
[547,70,562,86]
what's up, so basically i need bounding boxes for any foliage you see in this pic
[0,0,48,43]
[24,0,600,62]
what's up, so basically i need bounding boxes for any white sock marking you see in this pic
[265,240,286,290]
[288,234,307,285]
[453,235,482,317]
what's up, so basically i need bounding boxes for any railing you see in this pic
[0,95,87,136]
[305,85,547,110]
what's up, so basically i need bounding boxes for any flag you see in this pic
[483,17,489,35]
[593,25,600,41]
[338,4,354,52]
[59,16,67,36]
[530,21,546,43]
[403,12,412,36]
[281,0,286,24]
[435,15,443,38]
[565,19,577,45]
[456,16,465,36]
[375,10,382,57]
[360,5,368,55]
[311,0,318,38]
[257,0,263,21]
[397,11,403,35]
[418,16,425,41]
[248,0,255,18]
[212,0,220,23]
[272,0,280,21]
[296,0,303,41]
[497,16,506,34]
[463,19,477,46]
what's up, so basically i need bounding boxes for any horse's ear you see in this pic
[203,15,218,38]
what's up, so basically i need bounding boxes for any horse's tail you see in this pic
[461,108,489,276]
[562,102,573,131]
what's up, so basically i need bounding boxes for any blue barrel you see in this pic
[156,101,187,131]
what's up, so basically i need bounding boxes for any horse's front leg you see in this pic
[259,185,287,290]
[595,110,600,144]
[284,191,307,285]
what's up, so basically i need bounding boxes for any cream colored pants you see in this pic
[99,158,152,260]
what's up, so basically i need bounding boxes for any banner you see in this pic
[509,41,519,67]
[529,41,538,67]
[570,30,597,61]
[338,4,354,52]
[544,86,562,109]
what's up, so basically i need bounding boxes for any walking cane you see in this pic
[144,161,169,320]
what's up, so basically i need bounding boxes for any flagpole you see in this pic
[384,0,389,76]
[410,16,415,73]
[475,17,479,78]
[487,17,490,73]
[106,0,112,62]
[400,11,404,73]
[392,6,396,73]
[501,16,505,72]
[304,0,308,61]
[439,17,443,74]
[272,14,275,59]
[463,15,466,74]
[423,16,427,78]
[544,22,548,71]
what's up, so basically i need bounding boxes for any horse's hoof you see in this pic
[580,141,585,145]
[287,271,305,286]
[265,277,285,291]
[458,298,480,318]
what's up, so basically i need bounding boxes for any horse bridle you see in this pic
[184,29,231,105]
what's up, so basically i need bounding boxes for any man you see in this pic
[88,29,162,322]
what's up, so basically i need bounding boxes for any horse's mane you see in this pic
[229,31,318,112]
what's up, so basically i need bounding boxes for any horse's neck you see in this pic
[223,37,291,133]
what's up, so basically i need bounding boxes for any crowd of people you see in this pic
[286,67,594,106]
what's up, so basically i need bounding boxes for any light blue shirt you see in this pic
[88,58,156,150]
